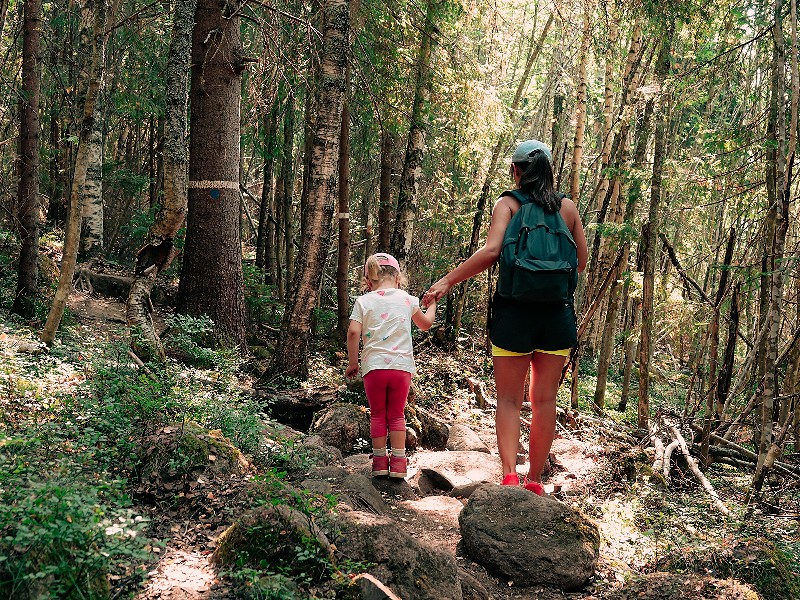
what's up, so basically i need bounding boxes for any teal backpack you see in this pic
[496,189,578,304]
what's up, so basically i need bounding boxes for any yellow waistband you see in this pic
[491,344,571,357]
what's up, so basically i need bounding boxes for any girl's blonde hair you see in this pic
[362,254,407,291]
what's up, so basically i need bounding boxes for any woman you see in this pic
[423,140,587,494]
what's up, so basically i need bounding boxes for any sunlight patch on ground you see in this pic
[596,497,656,584]
[138,548,217,599]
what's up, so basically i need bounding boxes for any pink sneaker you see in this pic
[389,455,407,478]
[372,454,389,477]
[501,473,520,486]
[523,477,544,495]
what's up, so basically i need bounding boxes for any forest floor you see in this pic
[3,289,799,599]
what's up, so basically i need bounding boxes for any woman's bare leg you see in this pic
[493,354,533,476]
[526,352,566,483]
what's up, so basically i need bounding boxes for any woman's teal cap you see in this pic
[511,139,552,164]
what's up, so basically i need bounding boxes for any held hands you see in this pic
[422,276,452,308]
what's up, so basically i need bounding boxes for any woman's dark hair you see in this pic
[513,149,561,212]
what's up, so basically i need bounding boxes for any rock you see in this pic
[211,504,332,581]
[459,484,599,590]
[412,451,501,497]
[591,573,761,600]
[399,496,464,529]
[302,466,388,514]
[446,423,490,453]
[403,405,450,449]
[310,402,371,455]
[352,573,402,600]
[458,567,490,600]
[134,423,250,501]
[330,510,463,600]
[405,426,418,451]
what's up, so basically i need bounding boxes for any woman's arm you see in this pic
[560,198,588,272]
[424,197,515,304]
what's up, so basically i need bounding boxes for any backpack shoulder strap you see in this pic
[500,189,532,205]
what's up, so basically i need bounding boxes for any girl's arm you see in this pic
[423,197,514,304]
[411,300,437,330]
[345,320,362,379]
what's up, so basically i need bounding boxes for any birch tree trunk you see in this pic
[78,120,104,257]
[266,0,348,380]
[390,0,439,265]
[12,0,42,320]
[41,0,107,346]
[568,8,591,203]
[638,28,673,428]
[176,0,247,350]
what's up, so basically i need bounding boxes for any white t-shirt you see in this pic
[349,288,421,376]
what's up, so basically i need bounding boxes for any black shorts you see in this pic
[489,294,577,354]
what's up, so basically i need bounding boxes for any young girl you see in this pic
[346,253,437,478]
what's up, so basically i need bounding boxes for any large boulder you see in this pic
[446,423,490,453]
[330,510,463,600]
[211,504,332,580]
[459,484,599,590]
[310,402,371,455]
[412,451,501,497]
[302,466,388,514]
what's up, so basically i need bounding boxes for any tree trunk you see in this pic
[568,9,591,203]
[12,0,42,319]
[377,127,394,252]
[41,0,107,346]
[638,28,673,429]
[256,99,279,274]
[266,0,348,380]
[336,65,352,340]
[275,90,297,299]
[126,0,196,361]
[176,0,247,351]
[390,0,439,265]
[78,115,104,257]
[753,0,790,492]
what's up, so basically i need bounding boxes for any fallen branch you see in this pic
[665,419,730,515]
[663,439,680,481]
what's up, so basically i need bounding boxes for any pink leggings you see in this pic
[363,369,412,438]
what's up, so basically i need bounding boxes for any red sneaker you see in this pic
[523,477,544,495]
[501,473,520,486]
[372,454,389,477]
[389,455,407,478]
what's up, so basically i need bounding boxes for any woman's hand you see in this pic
[345,362,359,379]
[423,276,452,307]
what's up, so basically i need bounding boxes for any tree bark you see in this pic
[390,0,439,265]
[266,0,348,380]
[126,0,196,361]
[176,0,247,351]
[753,0,790,493]
[568,9,591,203]
[13,0,42,320]
[78,115,104,257]
[377,127,394,252]
[41,0,107,346]
[336,64,352,340]
[256,99,279,275]
[638,28,673,429]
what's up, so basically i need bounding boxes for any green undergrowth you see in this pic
[631,475,800,599]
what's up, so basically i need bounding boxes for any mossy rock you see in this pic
[134,422,250,501]
[212,504,333,581]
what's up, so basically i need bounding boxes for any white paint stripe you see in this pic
[188,180,239,190]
